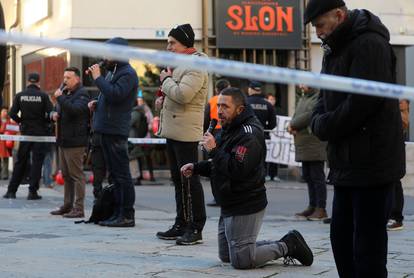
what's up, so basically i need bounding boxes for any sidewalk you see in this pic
[1,180,413,278]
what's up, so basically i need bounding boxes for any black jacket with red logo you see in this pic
[193,106,267,217]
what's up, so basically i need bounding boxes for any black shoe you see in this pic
[280,230,313,266]
[134,178,142,186]
[206,199,219,207]
[176,229,203,245]
[3,191,16,199]
[27,191,42,200]
[156,224,185,240]
[98,213,120,226]
[323,218,331,224]
[104,216,135,228]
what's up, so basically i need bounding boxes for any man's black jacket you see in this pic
[194,106,267,217]
[9,84,53,136]
[56,85,90,148]
[311,9,405,187]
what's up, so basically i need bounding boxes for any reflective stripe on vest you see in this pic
[209,95,221,129]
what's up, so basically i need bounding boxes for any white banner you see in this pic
[265,116,300,166]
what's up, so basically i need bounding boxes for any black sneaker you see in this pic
[280,230,313,266]
[176,229,203,245]
[323,218,331,224]
[156,224,185,240]
[3,191,16,199]
[105,216,135,228]
[27,191,42,200]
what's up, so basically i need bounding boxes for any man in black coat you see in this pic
[306,0,405,277]
[181,88,313,269]
[3,73,53,200]
[50,67,90,218]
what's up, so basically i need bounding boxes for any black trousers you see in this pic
[8,141,48,193]
[302,161,327,208]
[91,133,107,196]
[331,184,393,278]
[100,134,135,219]
[166,139,206,231]
[390,180,404,223]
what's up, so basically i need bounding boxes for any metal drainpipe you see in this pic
[9,0,21,98]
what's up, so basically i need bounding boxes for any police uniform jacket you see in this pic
[9,84,53,136]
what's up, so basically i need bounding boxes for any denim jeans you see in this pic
[218,209,287,269]
[100,133,135,219]
[302,161,327,208]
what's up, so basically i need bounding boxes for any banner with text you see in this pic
[266,115,300,166]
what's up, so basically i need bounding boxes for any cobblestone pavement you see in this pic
[0,181,413,278]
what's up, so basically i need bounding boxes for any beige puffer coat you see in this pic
[157,52,209,142]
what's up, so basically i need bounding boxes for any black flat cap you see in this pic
[28,72,40,83]
[304,0,346,24]
[249,81,262,90]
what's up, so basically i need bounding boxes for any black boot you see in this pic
[280,230,313,266]
[27,191,42,200]
[3,191,16,199]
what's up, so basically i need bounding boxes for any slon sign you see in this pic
[216,0,302,49]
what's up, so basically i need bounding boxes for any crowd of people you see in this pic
[0,0,410,276]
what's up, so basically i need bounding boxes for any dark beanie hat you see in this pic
[304,0,346,24]
[168,24,195,48]
[28,72,40,83]
[105,37,128,46]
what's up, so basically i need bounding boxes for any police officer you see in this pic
[247,81,276,132]
[3,73,53,200]
[247,81,277,181]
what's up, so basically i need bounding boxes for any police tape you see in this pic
[0,134,167,144]
[0,31,412,100]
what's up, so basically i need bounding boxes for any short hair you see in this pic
[64,67,81,77]
[215,79,230,93]
[220,87,246,107]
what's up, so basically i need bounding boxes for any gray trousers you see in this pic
[218,209,287,269]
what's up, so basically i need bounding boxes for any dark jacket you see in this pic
[247,94,276,130]
[311,9,405,187]
[291,91,327,162]
[56,85,90,148]
[194,106,267,217]
[92,62,139,137]
[9,84,53,136]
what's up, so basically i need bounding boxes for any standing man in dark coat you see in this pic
[50,67,90,218]
[88,37,138,228]
[3,73,53,200]
[306,0,405,277]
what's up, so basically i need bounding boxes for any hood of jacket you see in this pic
[222,105,259,133]
[323,9,390,53]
